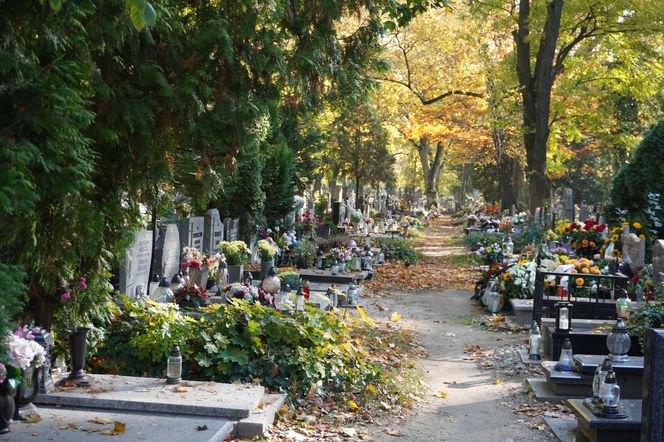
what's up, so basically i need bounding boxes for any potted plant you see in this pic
[1,326,46,432]
[217,241,251,283]
[257,239,279,279]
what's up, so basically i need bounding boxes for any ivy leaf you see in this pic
[49,0,63,12]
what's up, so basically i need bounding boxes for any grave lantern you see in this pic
[149,273,161,297]
[555,302,573,333]
[592,357,612,405]
[166,345,182,385]
[170,273,185,293]
[262,267,281,295]
[607,317,631,362]
[600,368,622,416]
[528,321,542,361]
[316,249,324,269]
[153,276,174,303]
[554,338,574,372]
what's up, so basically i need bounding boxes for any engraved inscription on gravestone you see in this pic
[178,217,204,254]
[119,229,153,298]
[228,218,240,241]
[203,209,224,253]
[152,223,180,281]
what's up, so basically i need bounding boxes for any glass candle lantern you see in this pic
[554,338,574,372]
[555,302,573,332]
[607,317,631,362]
[296,287,305,312]
[486,287,502,313]
[600,368,621,414]
[528,321,542,361]
[166,345,182,385]
[592,357,612,404]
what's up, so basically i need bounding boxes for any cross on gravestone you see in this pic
[203,209,224,253]
[641,328,664,442]
[228,218,240,241]
[119,229,153,298]
[178,217,205,254]
[151,223,181,281]
[653,240,664,285]
[564,188,574,221]
[579,201,589,221]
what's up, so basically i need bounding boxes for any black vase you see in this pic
[65,328,90,385]
[0,379,16,434]
[13,366,41,420]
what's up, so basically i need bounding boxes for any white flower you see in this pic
[5,334,45,370]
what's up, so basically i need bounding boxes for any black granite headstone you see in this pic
[152,223,181,281]
[203,209,224,253]
[332,201,341,225]
[641,328,664,442]
[177,217,204,254]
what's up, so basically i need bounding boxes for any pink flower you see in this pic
[32,326,41,334]
[79,277,87,290]
[60,290,72,302]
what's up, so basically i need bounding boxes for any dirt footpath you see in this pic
[364,290,559,442]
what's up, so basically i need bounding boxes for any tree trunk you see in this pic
[28,280,56,330]
[514,0,563,212]
[414,136,445,210]
[354,176,362,212]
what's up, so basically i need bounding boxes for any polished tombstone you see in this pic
[178,217,204,254]
[227,218,240,241]
[119,229,153,298]
[641,328,664,442]
[151,223,181,283]
[203,209,224,254]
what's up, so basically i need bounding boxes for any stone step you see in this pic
[527,378,587,403]
[236,393,287,439]
[36,374,265,419]
[3,405,235,442]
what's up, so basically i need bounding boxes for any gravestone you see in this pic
[203,209,224,253]
[119,229,153,297]
[178,217,204,254]
[641,328,664,442]
[564,188,574,221]
[623,233,646,275]
[653,240,664,285]
[151,223,181,281]
[228,218,240,241]
[579,201,589,221]
[223,218,233,241]
[332,201,341,226]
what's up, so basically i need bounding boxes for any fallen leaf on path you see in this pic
[494,379,503,385]
[89,417,114,425]
[174,386,189,393]
[24,413,42,423]
[435,391,448,399]
[196,425,208,431]
[347,400,360,411]
[390,312,402,322]
[385,428,403,436]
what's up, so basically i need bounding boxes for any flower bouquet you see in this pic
[257,239,279,263]
[567,219,606,258]
[475,242,504,264]
[174,284,209,309]
[294,210,321,235]
[217,241,250,266]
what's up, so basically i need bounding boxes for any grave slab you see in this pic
[35,374,264,419]
[509,298,533,328]
[543,416,581,442]
[568,399,641,442]
[236,393,286,439]
[0,405,234,442]
[641,328,664,442]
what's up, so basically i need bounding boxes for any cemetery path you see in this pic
[364,291,557,442]
[363,216,558,442]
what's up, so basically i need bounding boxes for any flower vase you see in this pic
[64,328,90,386]
[227,264,244,284]
[188,267,207,288]
[0,379,15,434]
[260,259,274,280]
[13,366,41,420]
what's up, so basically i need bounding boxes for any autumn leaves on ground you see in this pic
[367,216,477,294]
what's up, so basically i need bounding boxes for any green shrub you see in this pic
[610,120,664,237]
[627,303,664,352]
[375,239,420,266]
[462,232,504,251]
[512,223,545,253]
[278,271,302,290]
[91,298,382,398]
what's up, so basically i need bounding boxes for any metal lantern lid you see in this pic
[612,317,628,333]
[170,345,181,357]
[171,273,185,284]
[604,368,617,385]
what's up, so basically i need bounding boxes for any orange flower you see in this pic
[582,239,589,247]
[581,267,590,274]
[575,278,585,286]
[589,241,596,248]
[570,269,578,274]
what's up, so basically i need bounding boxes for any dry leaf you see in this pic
[24,413,42,423]
[435,391,448,399]
[196,425,208,431]
[385,428,403,437]
[347,400,360,411]
[390,312,402,322]
[89,417,114,425]
[174,386,189,393]
[113,421,126,434]
[494,379,504,385]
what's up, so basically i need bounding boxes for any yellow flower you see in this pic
[611,235,619,242]
[581,267,590,274]
[639,234,646,239]
[503,273,511,281]
[633,222,642,229]
[622,221,630,226]
[590,267,600,275]
[575,278,584,287]
[571,269,578,274]
[612,249,621,257]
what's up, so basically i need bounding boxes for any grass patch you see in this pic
[449,253,482,268]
